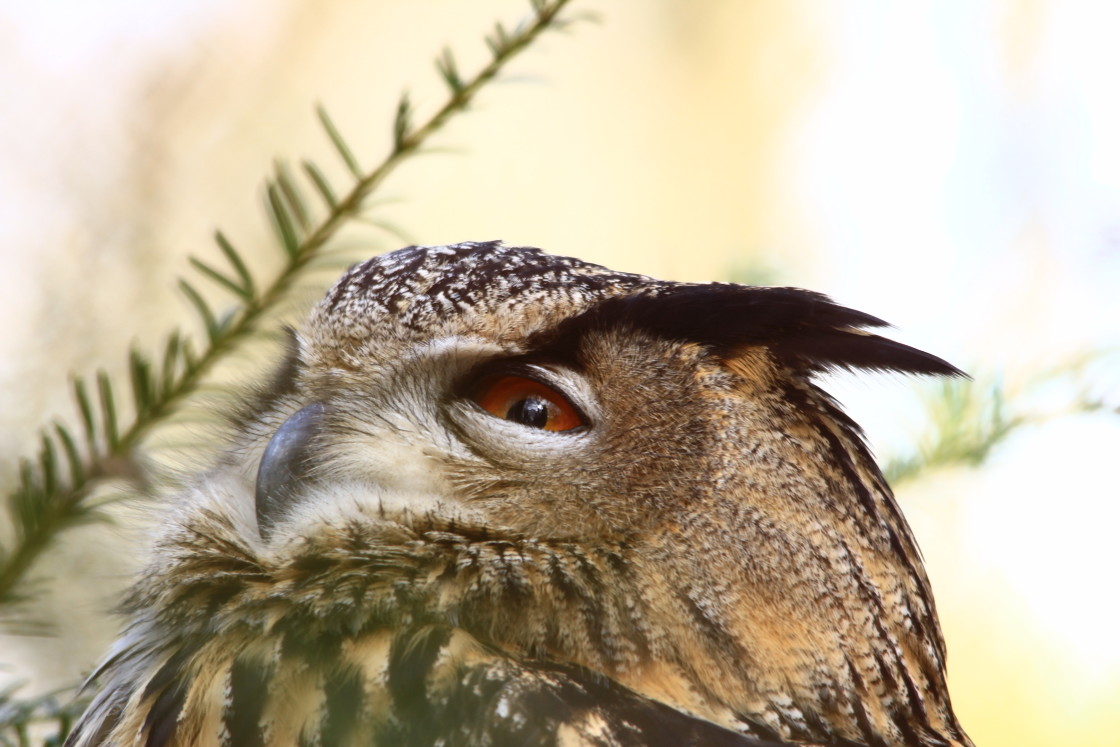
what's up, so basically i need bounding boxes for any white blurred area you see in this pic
[1,2,1117,745]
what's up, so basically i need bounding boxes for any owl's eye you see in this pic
[472,375,585,432]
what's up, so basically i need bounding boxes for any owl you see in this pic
[66,241,974,747]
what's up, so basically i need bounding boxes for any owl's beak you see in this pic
[255,402,328,540]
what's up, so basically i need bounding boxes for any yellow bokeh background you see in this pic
[1,2,1118,745]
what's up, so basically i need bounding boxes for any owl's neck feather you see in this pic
[116,505,968,746]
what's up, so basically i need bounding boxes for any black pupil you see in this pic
[506,396,551,428]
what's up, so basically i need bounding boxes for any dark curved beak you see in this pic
[255,402,327,540]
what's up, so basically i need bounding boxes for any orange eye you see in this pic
[472,375,585,432]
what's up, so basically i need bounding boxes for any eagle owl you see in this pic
[67,242,974,747]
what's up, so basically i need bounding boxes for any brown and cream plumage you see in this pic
[67,241,974,746]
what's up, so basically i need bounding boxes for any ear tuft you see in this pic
[539,283,965,379]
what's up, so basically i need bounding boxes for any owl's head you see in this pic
[222,241,969,743]
[83,242,971,747]
[248,241,957,545]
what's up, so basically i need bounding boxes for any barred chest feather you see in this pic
[70,511,803,746]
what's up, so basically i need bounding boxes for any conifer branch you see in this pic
[885,358,1117,485]
[0,0,578,614]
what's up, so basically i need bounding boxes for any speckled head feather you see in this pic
[310,240,962,378]
[311,241,652,351]
[67,241,974,747]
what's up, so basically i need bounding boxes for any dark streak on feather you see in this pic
[225,656,270,747]
[387,625,453,719]
[320,664,366,745]
[141,654,193,747]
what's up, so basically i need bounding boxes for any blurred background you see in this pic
[1,1,1117,745]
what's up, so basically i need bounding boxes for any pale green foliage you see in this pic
[885,357,1118,485]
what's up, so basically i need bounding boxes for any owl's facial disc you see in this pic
[255,402,327,540]
[253,340,603,542]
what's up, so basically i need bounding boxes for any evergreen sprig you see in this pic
[885,356,1117,485]
[884,379,1023,485]
[0,0,578,616]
